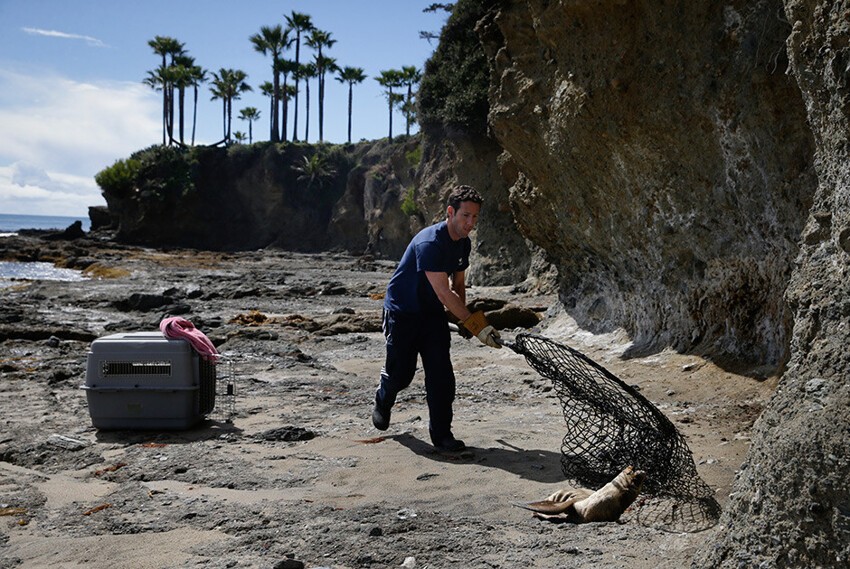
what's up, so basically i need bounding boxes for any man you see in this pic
[372,185,502,451]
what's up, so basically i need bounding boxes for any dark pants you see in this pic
[376,309,456,439]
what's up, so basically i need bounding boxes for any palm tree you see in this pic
[314,55,338,142]
[335,66,367,143]
[188,64,207,146]
[284,11,314,142]
[400,66,422,136]
[277,58,299,142]
[239,107,261,144]
[210,68,252,142]
[376,69,404,141]
[305,29,336,142]
[233,131,247,144]
[171,55,198,145]
[292,153,336,190]
[250,25,289,142]
[147,36,185,144]
[296,63,318,142]
[259,81,275,140]
[143,65,170,145]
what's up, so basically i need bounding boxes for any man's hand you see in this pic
[477,325,502,349]
[463,311,502,349]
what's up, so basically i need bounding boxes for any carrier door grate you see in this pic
[102,361,172,376]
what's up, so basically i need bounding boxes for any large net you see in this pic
[509,333,721,532]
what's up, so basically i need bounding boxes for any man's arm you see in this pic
[425,270,471,322]
[450,270,466,306]
[426,270,501,348]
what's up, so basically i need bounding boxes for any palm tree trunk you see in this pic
[269,96,275,140]
[226,98,232,141]
[162,89,168,145]
[222,100,227,140]
[405,85,412,136]
[305,79,310,142]
[292,35,301,142]
[271,68,280,142]
[388,88,393,141]
[179,87,186,144]
[282,80,289,143]
[347,84,353,144]
[192,86,198,146]
[318,72,324,142]
[167,85,175,144]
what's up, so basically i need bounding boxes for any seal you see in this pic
[517,465,647,523]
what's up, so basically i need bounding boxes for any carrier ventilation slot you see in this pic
[102,361,172,376]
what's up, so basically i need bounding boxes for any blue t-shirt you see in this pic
[384,221,471,315]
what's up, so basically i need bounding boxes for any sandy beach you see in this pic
[0,235,775,568]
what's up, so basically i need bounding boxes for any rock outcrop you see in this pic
[98,141,425,255]
[479,0,816,368]
[694,1,850,566]
[431,0,846,566]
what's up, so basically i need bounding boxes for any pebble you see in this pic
[401,556,416,568]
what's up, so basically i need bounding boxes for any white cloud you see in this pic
[0,69,160,216]
[0,163,104,216]
[22,27,108,48]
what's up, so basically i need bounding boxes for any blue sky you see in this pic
[0,1,448,216]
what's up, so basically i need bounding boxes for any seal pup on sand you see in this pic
[517,465,646,523]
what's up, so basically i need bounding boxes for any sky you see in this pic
[0,1,448,217]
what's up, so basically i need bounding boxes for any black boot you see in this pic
[372,395,391,431]
[430,431,465,452]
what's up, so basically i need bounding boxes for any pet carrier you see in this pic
[83,331,234,429]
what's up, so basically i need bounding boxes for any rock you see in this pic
[88,205,115,230]
[486,304,541,330]
[113,293,173,312]
[257,427,315,442]
[44,220,85,241]
[46,434,89,451]
[273,560,304,569]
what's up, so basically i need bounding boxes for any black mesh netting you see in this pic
[509,333,721,532]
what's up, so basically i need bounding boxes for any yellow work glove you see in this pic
[462,311,502,349]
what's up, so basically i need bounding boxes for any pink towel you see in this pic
[160,317,219,361]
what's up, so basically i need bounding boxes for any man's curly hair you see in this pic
[447,185,483,210]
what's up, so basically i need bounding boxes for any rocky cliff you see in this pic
[479,0,817,368]
[428,0,846,566]
[96,140,428,256]
[695,1,850,566]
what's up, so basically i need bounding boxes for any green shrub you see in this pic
[418,0,491,135]
[405,145,423,169]
[95,158,141,198]
[401,187,419,217]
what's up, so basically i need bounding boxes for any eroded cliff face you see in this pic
[480,0,817,367]
[444,0,847,566]
[695,1,850,566]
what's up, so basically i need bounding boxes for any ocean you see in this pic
[0,212,91,234]
[0,213,91,282]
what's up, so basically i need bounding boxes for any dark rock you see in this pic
[113,293,173,312]
[257,427,316,442]
[44,220,85,241]
[88,206,115,230]
[486,304,541,330]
